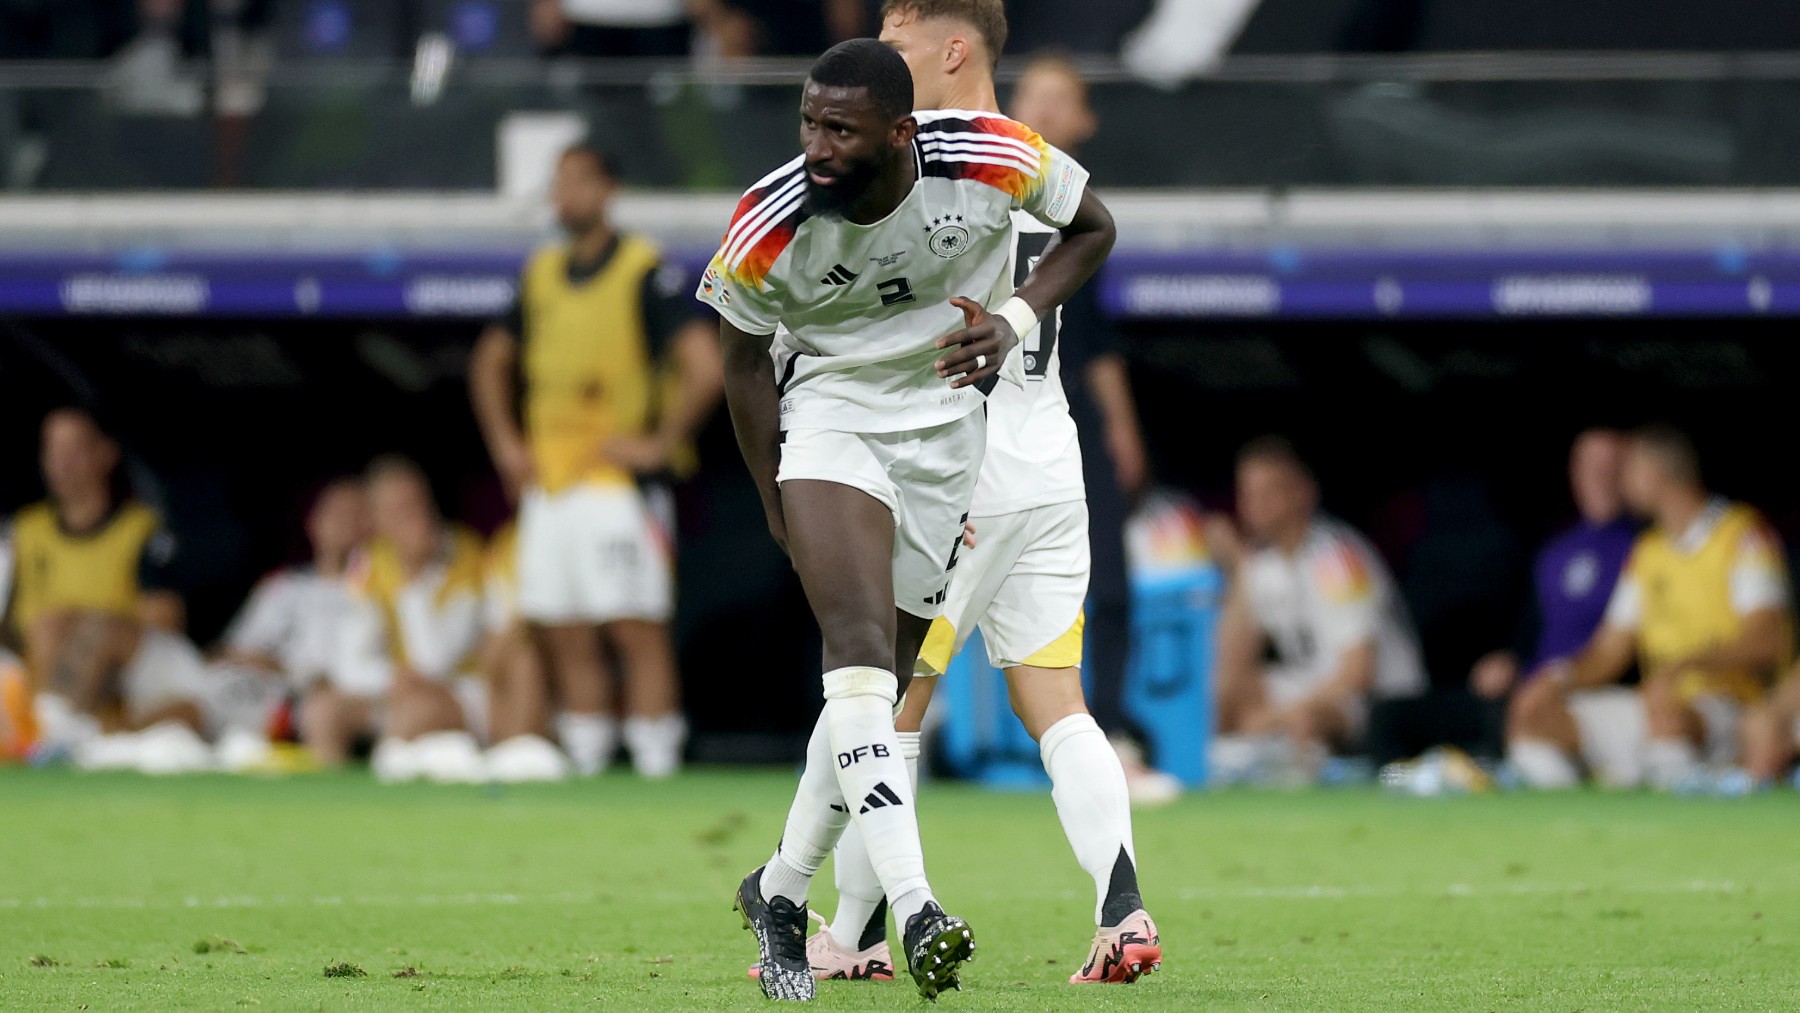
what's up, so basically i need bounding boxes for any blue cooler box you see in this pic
[936,564,1221,788]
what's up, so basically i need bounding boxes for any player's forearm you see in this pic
[657,325,726,448]
[469,327,525,452]
[719,327,782,506]
[1214,591,1264,688]
[1564,634,1632,689]
[1086,355,1137,429]
[1014,190,1116,322]
[1677,612,1787,674]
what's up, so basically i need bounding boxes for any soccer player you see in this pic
[306,457,491,782]
[788,2,1160,988]
[1213,437,1429,780]
[696,38,1115,1000]
[1009,53,1177,803]
[1471,430,1647,787]
[7,408,212,766]
[470,143,722,780]
[1509,425,1793,790]
[209,477,371,762]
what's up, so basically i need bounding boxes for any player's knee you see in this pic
[1006,668,1087,741]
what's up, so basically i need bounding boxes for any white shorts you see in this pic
[1568,686,1649,787]
[777,411,986,620]
[120,629,212,724]
[917,500,1090,673]
[517,481,673,624]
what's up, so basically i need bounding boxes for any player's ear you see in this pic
[944,34,969,74]
[894,114,918,148]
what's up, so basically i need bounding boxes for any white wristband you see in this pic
[994,296,1038,340]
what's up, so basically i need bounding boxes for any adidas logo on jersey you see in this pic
[820,264,860,286]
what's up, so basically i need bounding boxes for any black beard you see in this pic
[802,159,883,219]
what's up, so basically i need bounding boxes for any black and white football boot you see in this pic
[734,866,815,1002]
[902,901,976,1000]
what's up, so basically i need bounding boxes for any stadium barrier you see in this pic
[936,564,1221,789]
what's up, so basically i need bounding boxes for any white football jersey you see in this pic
[1241,517,1428,700]
[222,565,363,688]
[335,556,486,697]
[968,210,1085,515]
[697,109,1089,434]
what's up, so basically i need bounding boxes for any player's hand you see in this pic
[1106,421,1150,499]
[1470,651,1519,699]
[935,296,1017,390]
[962,521,978,550]
[604,434,673,473]
[762,494,790,557]
[1203,512,1244,574]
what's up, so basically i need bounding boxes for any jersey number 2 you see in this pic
[878,277,915,306]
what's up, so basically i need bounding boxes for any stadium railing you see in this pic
[2,52,1798,322]
[1,51,1799,190]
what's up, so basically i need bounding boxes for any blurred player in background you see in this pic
[471,143,721,780]
[1214,437,1428,783]
[208,477,370,768]
[5,407,214,771]
[217,477,369,682]
[1510,425,1793,791]
[307,457,491,783]
[1009,53,1174,802]
[700,37,1115,1000]
[783,2,1160,988]
[1472,430,1646,787]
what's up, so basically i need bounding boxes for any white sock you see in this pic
[1644,737,1701,791]
[829,730,921,951]
[556,711,618,776]
[823,667,933,929]
[1041,714,1138,925]
[763,714,851,906]
[1507,737,1581,789]
[623,713,686,779]
[34,693,100,749]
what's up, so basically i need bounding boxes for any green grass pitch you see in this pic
[3,767,1795,1010]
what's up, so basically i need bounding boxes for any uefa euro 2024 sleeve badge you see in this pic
[926,215,971,259]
